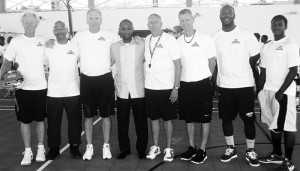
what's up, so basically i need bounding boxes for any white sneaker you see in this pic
[21,149,33,165]
[36,144,46,162]
[102,143,112,160]
[83,145,94,160]
[146,145,161,160]
[163,148,174,162]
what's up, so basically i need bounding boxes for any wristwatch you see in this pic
[174,86,180,90]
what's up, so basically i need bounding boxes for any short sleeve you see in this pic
[287,43,300,68]
[247,33,260,57]
[205,36,217,59]
[167,36,180,60]
[3,39,16,62]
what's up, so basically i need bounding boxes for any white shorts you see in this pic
[258,89,297,132]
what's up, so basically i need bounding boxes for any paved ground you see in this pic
[0,89,299,171]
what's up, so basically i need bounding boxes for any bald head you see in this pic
[220,4,235,14]
[54,21,66,29]
[119,19,133,28]
[53,20,68,40]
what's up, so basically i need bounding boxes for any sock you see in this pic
[103,143,110,147]
[25,147,31,151]
[246,139,255,149]
[225,136,234,147]
[87,144,93,149]
[285,147,294,160]
[271,131,283,155]
[37,144,44,148]
[284,131,296,160]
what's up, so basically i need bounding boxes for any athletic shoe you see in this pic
[245,149,260,167]
[280,158,295,171]
[102,143,112,160]
[82,145,94,160]
[191,149,207,164]
[180,146,197,161]
[258,152,284,164]
[21,149,33,165]
[146,145,161,160]
[220,145,237,162]
[36,144,46,162]
[163,148,174,162]
[46,147,60,160]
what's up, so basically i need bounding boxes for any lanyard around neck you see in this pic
[149,33,162,68]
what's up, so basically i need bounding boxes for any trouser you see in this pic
[47,96,82,147]
[117,96,148,154]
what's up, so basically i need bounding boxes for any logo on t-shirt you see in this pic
[192,42,199,47]
[276,46,283,50]
[156,44,163,48]
[67,50,75,55]
[232,39,240,44]
[37,42,43,47]
[98,37,106,41]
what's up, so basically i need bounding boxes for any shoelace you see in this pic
[37,147,44,156]
[22,151,32,159]
[149,147,158,154]
[225,148,234,155]
[164,149,174,157]
[248,151,258,159]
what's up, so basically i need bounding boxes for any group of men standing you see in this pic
[0,4,298,171]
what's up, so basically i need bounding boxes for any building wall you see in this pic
[0,5,299,45]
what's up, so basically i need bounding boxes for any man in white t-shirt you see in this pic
[212,5,260,167]
[73,8,118,161]
[144,14,181,162]
[177,9,216,165]
[0,11,47,166]
[257,15,300,171]
[44,21,82,160]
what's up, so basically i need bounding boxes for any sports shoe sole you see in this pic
[246,157,260,167]
[180,154,196,161]
[83,155,93,161]
[103,156,112,160]
[191,156,208,164]
[220,154,237,162]
[21,161,32,166]
[258,159,283,164]
[146,152,161,160]
[163,157,174,162]
[36,158,46,162]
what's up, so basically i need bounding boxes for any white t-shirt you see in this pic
[45,41,80,97]
[213,26,260,88]
[71,28,119,76]
[177,31,216,82]
[260,37,300,96]
[144,32,180,90]
[4,35,47,90]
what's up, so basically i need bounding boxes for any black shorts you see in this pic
[15,89,47,124]
[178,78,213,123]
[218,87,255,121]
[145,89,178,121]
[80,73,114,118]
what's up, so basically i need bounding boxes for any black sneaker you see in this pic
[180,146,197,161]
[191,149,207,164]
[246,148,260,167]
[220,145,237,162]
[46,147,60,160]
[70,144,82,159]
[258,152,284,164]
[280,158,295,171]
